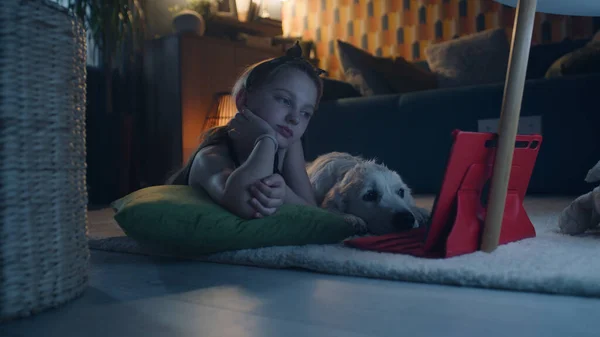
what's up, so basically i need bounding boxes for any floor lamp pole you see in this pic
[481,0,538,252]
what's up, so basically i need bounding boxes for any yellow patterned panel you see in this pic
[339,5,350,29]
[282,0,598,80]
[383,28,394,47]
[381,44,394,58]
[327,0,335,11]
[419,40,431,60]
[353,2,363,20]
[369,31,381,54]
[410,0,419,13]
[404,24,417,44]
[468,0,481,20]
[390,0,402,12]
[485,12,500,30]
[443,19,457,40]
[308,12,317,31]
[334,22,343,40]
[308,0,318,13]
[427,4,438,26]
[388,11,400,33]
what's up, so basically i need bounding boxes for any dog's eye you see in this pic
[397,188,405,198]
[362,190,379,202]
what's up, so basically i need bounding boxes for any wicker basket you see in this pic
[0,0,90,321]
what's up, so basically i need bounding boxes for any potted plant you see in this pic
[169,0,217,35]
[56,0,146,111]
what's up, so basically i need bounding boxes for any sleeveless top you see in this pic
[225,134,281,175]
[173,131,281,186]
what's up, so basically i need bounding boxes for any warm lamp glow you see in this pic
[237,0,283,21]
[235,0,251,21]
[203,93,237,130]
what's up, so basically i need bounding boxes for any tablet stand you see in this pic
[344,130,542,258]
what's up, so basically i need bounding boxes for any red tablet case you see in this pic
[344,130,542,258]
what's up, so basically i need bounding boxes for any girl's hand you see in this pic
[228,108,276,145]
[248,173,286,218]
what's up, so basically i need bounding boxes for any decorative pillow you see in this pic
[425,28,511,88]
[336,40,393,96]
[321,78,362,101]
[592,30,600,43]
[545,35,600,78]
[377,57,438,93]
[111,185,356,255]
[336,39,438,95]
[526,39,590,79]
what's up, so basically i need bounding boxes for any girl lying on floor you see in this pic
[167,42,326,220]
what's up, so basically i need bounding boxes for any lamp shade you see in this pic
[495,0,600,16]
[203,93,237,131]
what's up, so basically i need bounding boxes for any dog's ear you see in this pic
[321,182,346,213]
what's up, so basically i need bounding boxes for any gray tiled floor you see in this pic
[2,250,599,337]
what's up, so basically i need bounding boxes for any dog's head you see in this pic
[322,160,427,235]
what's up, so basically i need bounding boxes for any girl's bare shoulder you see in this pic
[192,144,234,173]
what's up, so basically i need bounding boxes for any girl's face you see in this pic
[243,67,319,149]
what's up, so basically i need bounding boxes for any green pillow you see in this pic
[111,185,355,255]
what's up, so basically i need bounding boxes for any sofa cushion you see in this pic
[336,40,393,96]
[321,78,361,101]
[593,30,600,43]
[305,73,600,196]
[527,38,590,79]
[336,39,437,96]
[546,32,600,78]
[376,57,438,93]
[412,60,431,72]
[425,28,510,88]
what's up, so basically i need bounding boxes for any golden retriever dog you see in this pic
[306,152,430,235]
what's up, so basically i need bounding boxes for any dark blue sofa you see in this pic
[304,39,600,196]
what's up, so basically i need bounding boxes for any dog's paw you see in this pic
[412,207,431,227]
[343,214,368,235]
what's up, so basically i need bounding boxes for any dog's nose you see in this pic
[392,211,415,231]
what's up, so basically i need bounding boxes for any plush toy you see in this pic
[558,160,600,235]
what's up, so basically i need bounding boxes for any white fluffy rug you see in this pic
[88,196,600,298]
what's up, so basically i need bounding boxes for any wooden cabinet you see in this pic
[143,33,281,185]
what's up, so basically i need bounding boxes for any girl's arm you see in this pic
[281,140,317,207]
[188,139,277,219]
[223,137,277,199]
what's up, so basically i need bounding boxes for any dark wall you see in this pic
[86,66,122,205]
